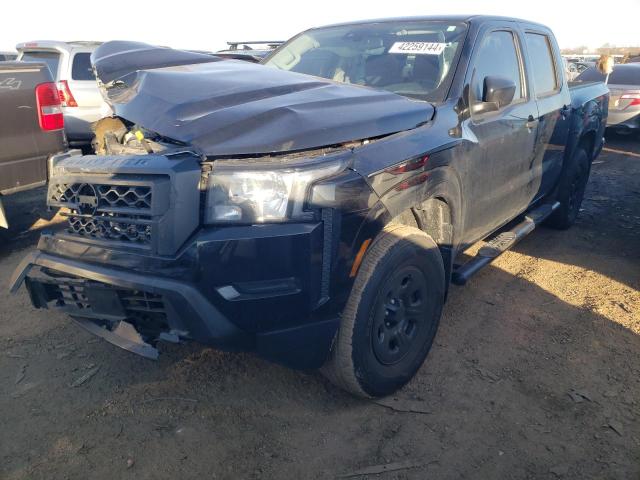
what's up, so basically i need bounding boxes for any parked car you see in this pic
[576,63,640,133]
[16,41,111,147]
[0,61,67,228]
[565,61,595,81]
[577,61,595,72]
[563,58,574,80]
[0,51,17,61]
[10,16,608,398]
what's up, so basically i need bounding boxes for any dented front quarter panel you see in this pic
[352,105,466,241]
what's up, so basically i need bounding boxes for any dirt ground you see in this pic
[0,134,638,480]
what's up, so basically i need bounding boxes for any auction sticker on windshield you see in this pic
[389,42,446,55]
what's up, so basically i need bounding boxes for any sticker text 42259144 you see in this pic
[388,42,446,55]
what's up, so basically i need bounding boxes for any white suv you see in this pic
[16,41,111,147]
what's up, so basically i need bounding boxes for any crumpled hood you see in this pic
[92,41,434,157]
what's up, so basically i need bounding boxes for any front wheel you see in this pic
[545,147,590,230]
[322,225,445,398]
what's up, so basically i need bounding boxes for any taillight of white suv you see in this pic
[57,80,78,107]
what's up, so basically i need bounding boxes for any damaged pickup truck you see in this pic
[10,16,608,398]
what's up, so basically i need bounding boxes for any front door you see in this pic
[462,26,539,243]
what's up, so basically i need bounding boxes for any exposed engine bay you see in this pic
[91,117,180,155]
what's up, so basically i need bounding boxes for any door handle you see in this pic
[526,115,538,129]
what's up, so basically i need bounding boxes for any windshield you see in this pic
[264,21,467,101]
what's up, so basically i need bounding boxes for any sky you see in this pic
[1,0,638,53]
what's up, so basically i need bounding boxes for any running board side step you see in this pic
[451,202,560,286]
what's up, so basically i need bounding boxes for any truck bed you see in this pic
[0,61,66,194]
[568,80,609,108]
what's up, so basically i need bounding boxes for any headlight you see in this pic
[204,160,345,224]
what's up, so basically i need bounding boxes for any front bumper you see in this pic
[10,222,342,369]
[11,250,249,354]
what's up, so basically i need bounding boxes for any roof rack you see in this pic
[226,41,284,51]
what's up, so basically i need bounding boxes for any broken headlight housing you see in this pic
[204,160,345,224]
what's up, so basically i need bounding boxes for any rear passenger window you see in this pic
[71,53,95,80]
[472,30,523,103]
[525,33,558,95]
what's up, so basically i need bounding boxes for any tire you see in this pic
[322,224,445,398]
[545,147,590,230]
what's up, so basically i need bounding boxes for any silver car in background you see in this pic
[16,41,111,146]
[576,64,640,134]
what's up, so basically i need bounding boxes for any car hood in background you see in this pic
[92,41,434,157]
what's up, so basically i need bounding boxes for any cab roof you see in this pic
[314,15,548,30]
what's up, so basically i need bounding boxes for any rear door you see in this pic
[520,28,571,202]
[462,23,539,242]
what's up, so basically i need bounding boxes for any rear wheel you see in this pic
[322,225,445,398]
[545,147,590,230]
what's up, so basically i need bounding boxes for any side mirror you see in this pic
[484,76,516,108]
[470,75,517,115]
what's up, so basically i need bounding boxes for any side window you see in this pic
[71,53,96,81]
[525,33,558,95]
[472,30,523,103]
